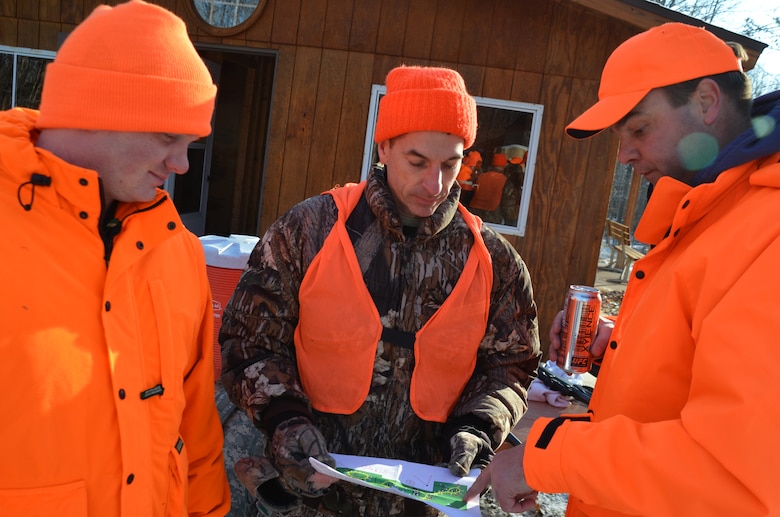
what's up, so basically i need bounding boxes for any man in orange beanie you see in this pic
[220,65,541,516]
[0,1,229,516]
[467,22,780,516]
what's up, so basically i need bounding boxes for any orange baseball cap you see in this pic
[566,23,743,139]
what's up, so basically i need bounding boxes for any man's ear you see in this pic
[695,78,721,126]
[376,139,390,163]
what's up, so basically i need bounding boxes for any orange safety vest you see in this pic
[469,171,507,211]
[294,182,493,423]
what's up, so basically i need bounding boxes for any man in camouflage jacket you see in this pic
[220,65,541,517]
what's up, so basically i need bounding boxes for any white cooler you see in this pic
[200,234,260,381]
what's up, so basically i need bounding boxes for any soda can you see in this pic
[557,285,601,374]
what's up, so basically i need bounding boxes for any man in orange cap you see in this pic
[467,22,780,516]
[0,1,229,516]
[220,65,541,516]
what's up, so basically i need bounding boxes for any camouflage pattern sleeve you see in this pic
[448,225,541,448]
[219,195,339,427]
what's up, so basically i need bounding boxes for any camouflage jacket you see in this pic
[220,168,540,512]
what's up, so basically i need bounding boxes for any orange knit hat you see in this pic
[566,23,742,139]
[374,66,477,148]
[463,150,482,167]
[36,0,216,137]
[491,153,507,167]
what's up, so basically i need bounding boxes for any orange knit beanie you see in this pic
[36,0,216,137]
[374,66,477,148]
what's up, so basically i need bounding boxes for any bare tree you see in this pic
[649,0,780,95]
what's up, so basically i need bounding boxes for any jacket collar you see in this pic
[690,90,780,186]
[635,151,780,245]
[365,166,460,239]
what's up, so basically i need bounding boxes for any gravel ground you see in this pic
[480,489,568,516]
[599,288,624,316]
[477,286,624,516]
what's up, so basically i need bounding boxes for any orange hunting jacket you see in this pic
[0,108,230,516]
[294,182,493,423]
[525,151,780,516]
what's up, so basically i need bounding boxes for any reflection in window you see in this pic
[0,46,54,110]
[361,86,543,236]
[193,0,260,29]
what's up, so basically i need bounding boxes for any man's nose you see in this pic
[616,140,639,165]
[421,166,444,195]
[165,152,190,175]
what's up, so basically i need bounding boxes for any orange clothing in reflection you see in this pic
[469,170,507,211]
[457,165,476,190]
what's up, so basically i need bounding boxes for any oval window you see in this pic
[191,0,266,34]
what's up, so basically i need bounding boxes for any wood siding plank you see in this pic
[482,67,515,101]
[39,21,60,49]
[277,46,322,216]
[0,2,15,17]
[485,0,524,70]
[457,0,492,66]
[297,0,327,48]
[271,0,300,45]
[333,51,375,187]
[306,48,349,198]
[59,2,83,25]
[402,0,437,60]
[17,2,37,20]
[245,0,274,42]
[521,74,573,338]
[0,18,18,45]
[17,19,39,48]
[376,0,409,57]
[430,0,466,64]
[544,1,578,77]
[323,0,354,49]
[512,1,552,74]
[509,70,543,104]
[259,45,295,231]
[348,1,380,53]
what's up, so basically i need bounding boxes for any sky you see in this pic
[708,2,780,76]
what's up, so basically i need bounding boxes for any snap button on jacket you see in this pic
[0,108,229,517]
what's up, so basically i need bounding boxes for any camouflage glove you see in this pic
[270,416,338,497]
[448,430,495,477]
[234,456,301,516]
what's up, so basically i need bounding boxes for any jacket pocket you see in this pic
[165,437,189,517]
[0,480,87,516]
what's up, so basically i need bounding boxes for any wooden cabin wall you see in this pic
[1,0,642,353]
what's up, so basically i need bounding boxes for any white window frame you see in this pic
[0,45,56,108]
[361,85,544,236]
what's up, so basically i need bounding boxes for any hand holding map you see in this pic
[309,453,481,517]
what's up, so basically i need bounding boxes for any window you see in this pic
[0,46,55,110]
[361,85,543,236]
[189,0,267,34]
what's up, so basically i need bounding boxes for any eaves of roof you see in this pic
[569,0,768,70]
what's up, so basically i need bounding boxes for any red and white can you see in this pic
[557,285,601,374]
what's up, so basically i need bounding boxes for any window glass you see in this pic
[193,0,262,29]
[0,46,55,110]
[0,53,12,110]
[15,55,49,108]
[361,86,544,236]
